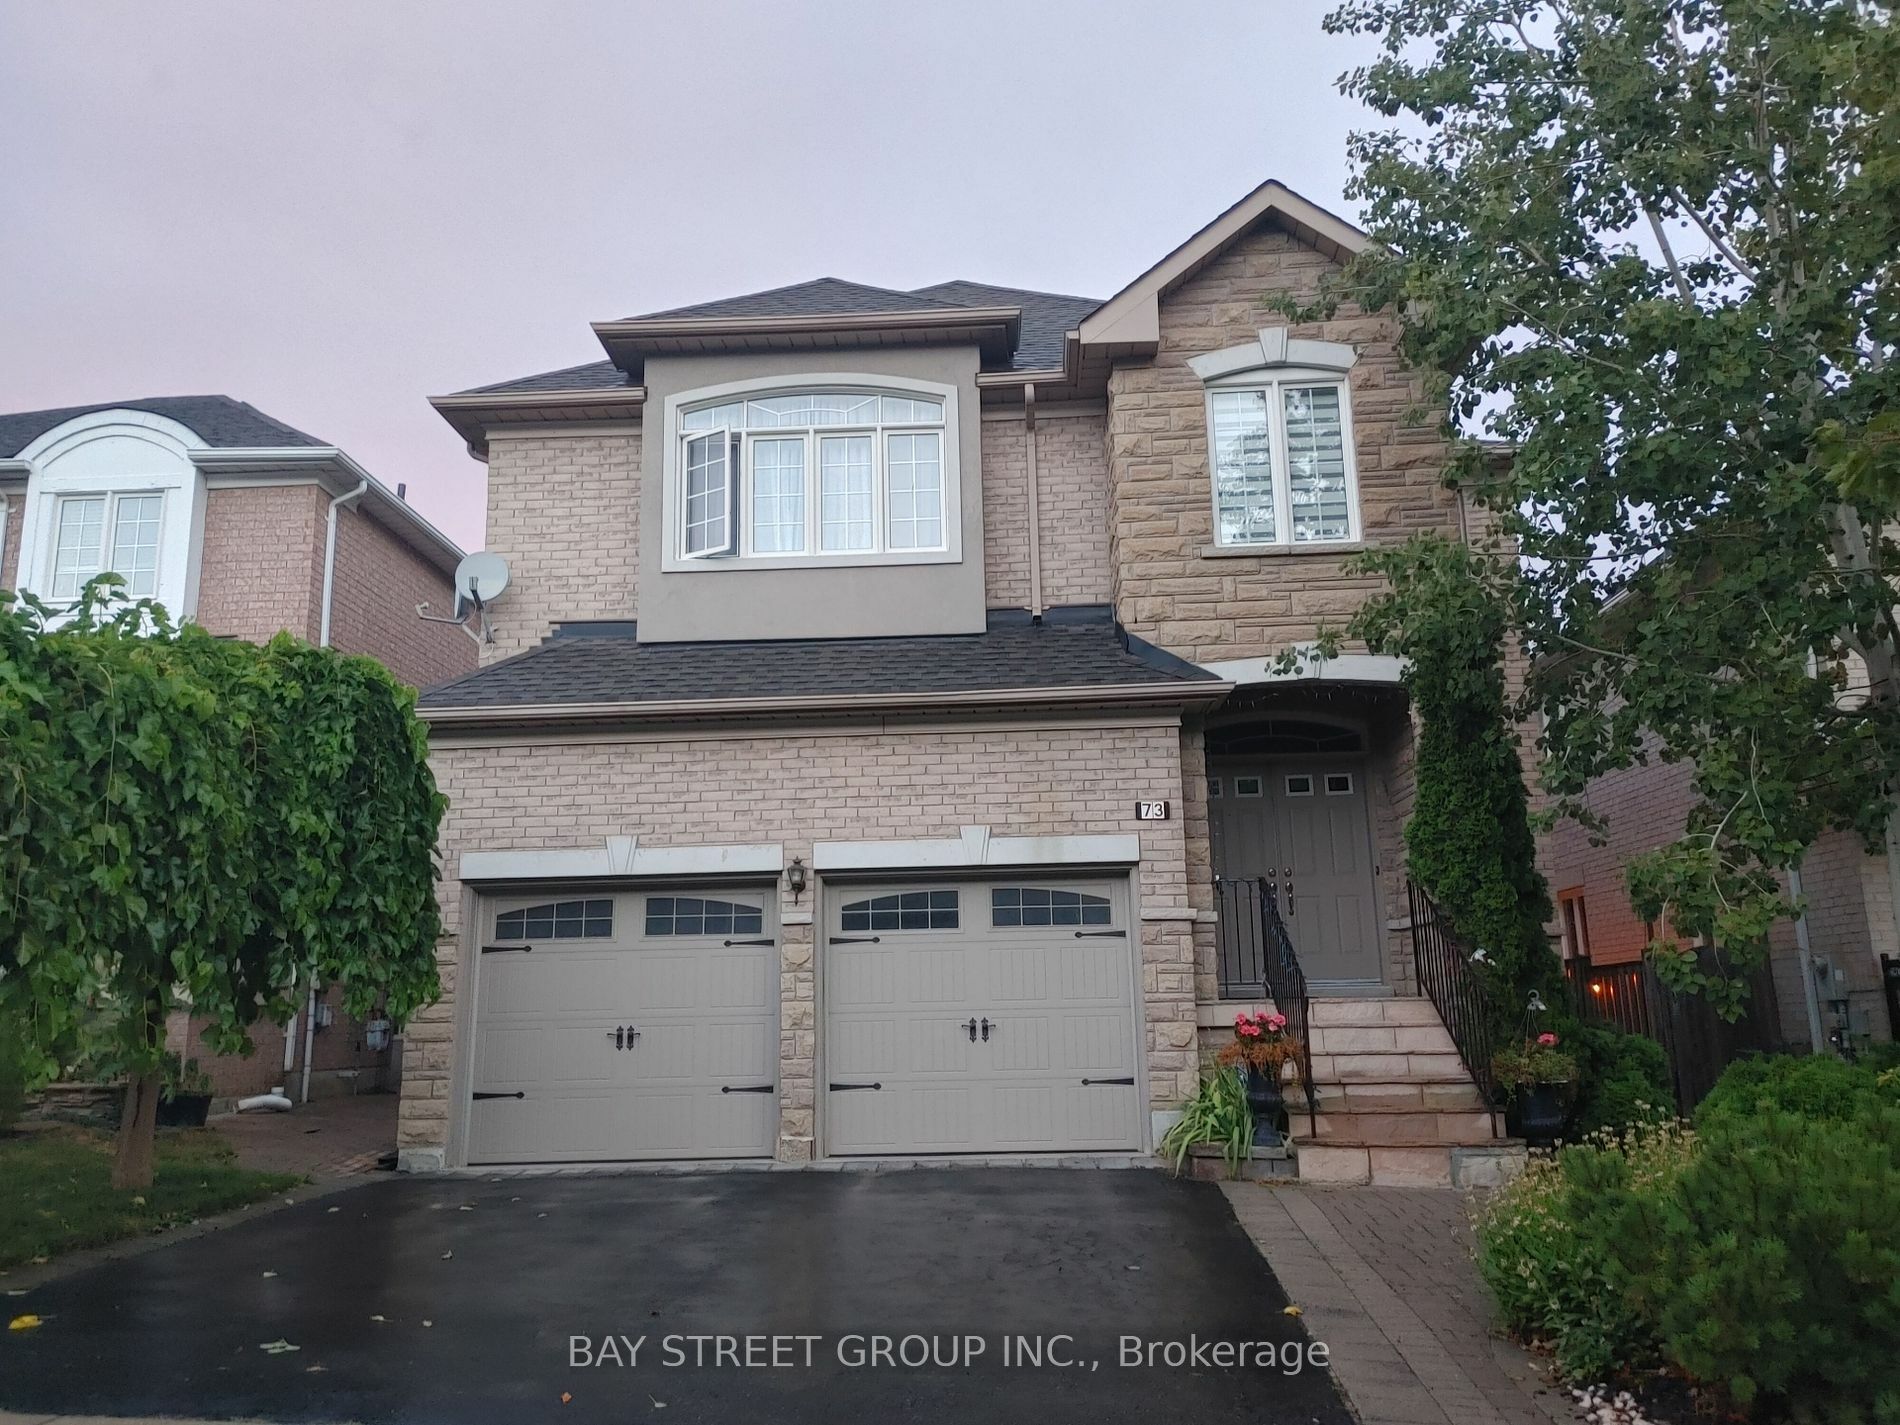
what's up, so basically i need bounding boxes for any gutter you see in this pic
[419,678,1235,731]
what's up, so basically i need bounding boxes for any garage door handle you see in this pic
[720,1084,775,1094]
[472,1091,526,1100]
[1080,1077,1135,1087]
[723,938,776,947]
[828,1081,882,1091]
[480,944,533,954]
[1074,929,1126,938]
[828,935,881,945]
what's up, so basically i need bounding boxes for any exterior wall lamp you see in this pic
[786,857,808,905]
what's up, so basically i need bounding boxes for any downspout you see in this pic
[1024,383,1042,619]
[302,477,369,1104]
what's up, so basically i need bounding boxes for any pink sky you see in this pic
[0,1,1372,551]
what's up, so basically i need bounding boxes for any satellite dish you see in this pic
[454,552,510,608]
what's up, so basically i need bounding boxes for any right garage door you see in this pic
[824,878,1142,1155]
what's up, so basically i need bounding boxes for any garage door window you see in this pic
[494,899,614,940]
[840,890,959,931]
[644,896,763,936]
[990,887,1112,928]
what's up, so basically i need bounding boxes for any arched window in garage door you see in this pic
[989,887,1112,928]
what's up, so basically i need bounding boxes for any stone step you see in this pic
[1295,1142,1529,1189]
[1311,1079,1489,1114]
[1309,1023,1457,1056]
[1302,1108,1501,1147]
[1308,1051,1470,1082]
[1309,996,1446,1028]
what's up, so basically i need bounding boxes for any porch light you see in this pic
[786,857,808,904]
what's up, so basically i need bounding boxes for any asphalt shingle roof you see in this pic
[419,608,1214,711]
[0,395,325,458]
[461,278,1104,397]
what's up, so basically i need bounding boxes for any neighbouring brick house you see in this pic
[0,394,475,1105]
[1541,743,1894,1064]
[400,181,1522,1185]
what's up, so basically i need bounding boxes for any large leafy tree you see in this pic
[0,581,443,1187]
[1309,0,1900,1013]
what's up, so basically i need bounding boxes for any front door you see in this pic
[1210,762,1384,986]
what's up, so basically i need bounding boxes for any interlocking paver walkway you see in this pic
[1223,1183,1573,1425]
[209,1090,396,1179]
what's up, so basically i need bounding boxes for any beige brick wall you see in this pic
[482,429,640,661]
[327,504,475,689]
[1105,220,1463,660]
[194,485,328,642]
[981,411,1113,611]
[401,718,1198,1163]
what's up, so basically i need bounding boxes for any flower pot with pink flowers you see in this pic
[1492,1030,1577,1147]
[1216,1011,1305,1147]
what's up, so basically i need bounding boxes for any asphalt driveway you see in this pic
[1,1168,1352,1425]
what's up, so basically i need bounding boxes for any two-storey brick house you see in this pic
[402,181,1513,1184]
[0,394,475,1104]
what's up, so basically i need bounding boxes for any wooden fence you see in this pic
[1563,950,1785,1113]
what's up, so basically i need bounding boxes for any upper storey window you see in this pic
[50,492,165,599]
[674,385,950,562]
[1193,334,1362,550]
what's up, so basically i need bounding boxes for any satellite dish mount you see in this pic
[419,552,510,646]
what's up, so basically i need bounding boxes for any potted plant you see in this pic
[1217,1010,1304,1147]
[156,1056,215,1128]
[1159,1069,1252,1178]
[1493,1031,1577,1147]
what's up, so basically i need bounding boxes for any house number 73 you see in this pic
[1135,801,1170,821]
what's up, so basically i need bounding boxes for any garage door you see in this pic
[824,879,1141,1155]
[467,888,778,1164]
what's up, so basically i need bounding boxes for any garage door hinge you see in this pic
[720,1084,775,1094]
[723,938,776,947]
[480,944,533,954]
[828,1081,882,1091]
[1080,1077,1135,1087]
[1074,929,1127,938]
[828,935,881,945]
[472,1090,526,1100]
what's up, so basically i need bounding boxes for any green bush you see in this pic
[1473,1120,1692,1379]
[1591,1106,1900,1423]
[1858,1040,1900,1076]
[1566,1023,1673,1136]
[1696,1053,1894,1133]
[0,1040,25,1133]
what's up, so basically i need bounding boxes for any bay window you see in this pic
[1207,375,1357,547]
[675,387,949,561]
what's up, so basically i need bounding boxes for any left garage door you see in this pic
[466,888,779,1165]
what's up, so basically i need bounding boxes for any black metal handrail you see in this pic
[1214,876,1318,1135]
[1407,879,1500,1133]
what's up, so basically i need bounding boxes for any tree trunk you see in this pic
[112,1069,161,1191]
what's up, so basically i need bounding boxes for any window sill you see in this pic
[1198,541,1368,560]
[662,547,960,574]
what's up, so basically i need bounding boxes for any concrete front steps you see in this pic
[1291,996,1522,1188]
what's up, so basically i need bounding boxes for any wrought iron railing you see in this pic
[1214,877,1318,1135]
[1406,879,1500,1133]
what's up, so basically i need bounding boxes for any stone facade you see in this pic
[1104,221,1463,659]
[481,429,640,660]
[402,718,1196,1164]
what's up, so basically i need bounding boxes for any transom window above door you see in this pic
[673,385,950,563]
[1206,376,1357,548]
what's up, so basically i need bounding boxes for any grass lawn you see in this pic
[0,1124,302,1272]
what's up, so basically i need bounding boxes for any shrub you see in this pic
[0,1037,26,1133]
[1566,1023,1673,1136]
[1696,1053,1893,1134]
[1592,1106,1900,1423]
[1473,1120,1693,1380]
[1159,1070,1251,1178]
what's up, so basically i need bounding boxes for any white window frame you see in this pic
[48,489,169,601]
[661,374,961,573]
[1204,366,1361,549]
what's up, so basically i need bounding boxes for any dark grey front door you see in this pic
[1210,760,1384,985]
